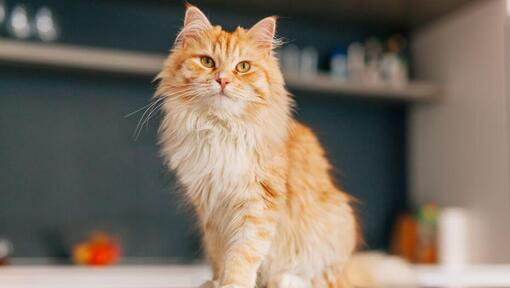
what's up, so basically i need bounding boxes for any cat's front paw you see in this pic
[220,285,244,288]
[268,273,309,288]
[199,280,219,288]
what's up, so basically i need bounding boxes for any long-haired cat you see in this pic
[156,5,359,288]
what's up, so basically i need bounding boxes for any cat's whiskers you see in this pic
[134,83,267,139]
[142,100,166,130]
[132,97,165,139]
[124,99,162,118]
[145,87,200,122]
[133,87,199,139]
[174,87,208,104]
[228,86,267,105]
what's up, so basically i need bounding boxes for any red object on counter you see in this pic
[72,232,121,266]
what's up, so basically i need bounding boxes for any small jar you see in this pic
[0,238,13,265]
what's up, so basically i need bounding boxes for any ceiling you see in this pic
[137,0,478,29]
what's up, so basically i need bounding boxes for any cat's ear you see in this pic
[176,4,212,46]
[248,16,277,50]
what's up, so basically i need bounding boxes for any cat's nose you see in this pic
[215,77,230,91]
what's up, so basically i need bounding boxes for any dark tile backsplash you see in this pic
[0,0,407,259]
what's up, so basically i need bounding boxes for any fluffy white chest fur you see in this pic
[160,109,262,215]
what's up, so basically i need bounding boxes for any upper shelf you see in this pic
[0,39,441,102]
[284,73,440,101]
[0,40,163,76]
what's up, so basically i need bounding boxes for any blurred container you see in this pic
[330,47,348,81]
[7,4,32,39]
[0,238,13,265]
[347,42,364,82]
[364,37,383,84]
[380,35,408,86]
[438,207,468,270]
[281,44,300,73]
[35,6,59,42]
[300,46,318,77]
[390,212,418,262]
[0,0,6,35]
[415,204,438,264]
[380,53,408,86]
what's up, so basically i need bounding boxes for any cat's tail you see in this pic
[342,252,418,288]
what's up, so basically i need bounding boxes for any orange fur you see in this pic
[156,5,358,288]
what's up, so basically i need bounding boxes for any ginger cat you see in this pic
[156,5,358,288]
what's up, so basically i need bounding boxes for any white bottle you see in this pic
[331,54,348,81]
[364,38,383,84]
[300,46,318,77]
[8,4,32,39]
[35,6,60,42]
[0,238,13,262]
[347,42,365,83]
[438,208,469,270]
[281,44,300,75]
[380,53,408,87]
[0,1,6,33]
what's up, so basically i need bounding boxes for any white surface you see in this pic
[410,0,510,262]
[415,264,510,287]
[2,264,510,288]
[0,39,441,101]
[0,265,211,288]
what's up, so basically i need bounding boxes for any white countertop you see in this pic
[415,264,510,288]
[2,263,510,288]
[0,264,211,288]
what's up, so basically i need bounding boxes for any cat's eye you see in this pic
[200,56,215,68]
[235,61,251,73]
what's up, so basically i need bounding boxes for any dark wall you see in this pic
[0,0,407,260]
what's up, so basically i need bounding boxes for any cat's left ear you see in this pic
[248,16,277,50]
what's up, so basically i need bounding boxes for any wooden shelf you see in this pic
[0,39,441,102]
[0,40,163,76]
[284,72,441,101]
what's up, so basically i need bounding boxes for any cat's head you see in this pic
[156,4,287,118]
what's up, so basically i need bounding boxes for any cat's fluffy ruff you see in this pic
[156,5,358,288]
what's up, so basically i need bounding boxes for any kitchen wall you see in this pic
[0,0,408,259]
[410,0,510,263]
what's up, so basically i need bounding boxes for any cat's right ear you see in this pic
[248,16,277,50]
[175,4,212,46]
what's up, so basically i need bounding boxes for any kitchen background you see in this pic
[0,0,410,260]
[0,0,509,286]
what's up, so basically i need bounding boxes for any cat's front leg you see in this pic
[267,274,310,288]
[199,281,255,288]
[199,280,219,288]
[218,185,280,288]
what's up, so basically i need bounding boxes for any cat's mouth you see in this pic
[218,91,230,98]
[217,90,234,100]
[206,90,246,112]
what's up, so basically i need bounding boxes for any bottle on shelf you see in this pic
[347,42,365,83]
[300,46,318,77]
[35,6,59,42]
[364,37,383,84]
[7,4,32,39]
[281,44,300,74]
[0,0,6,36]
